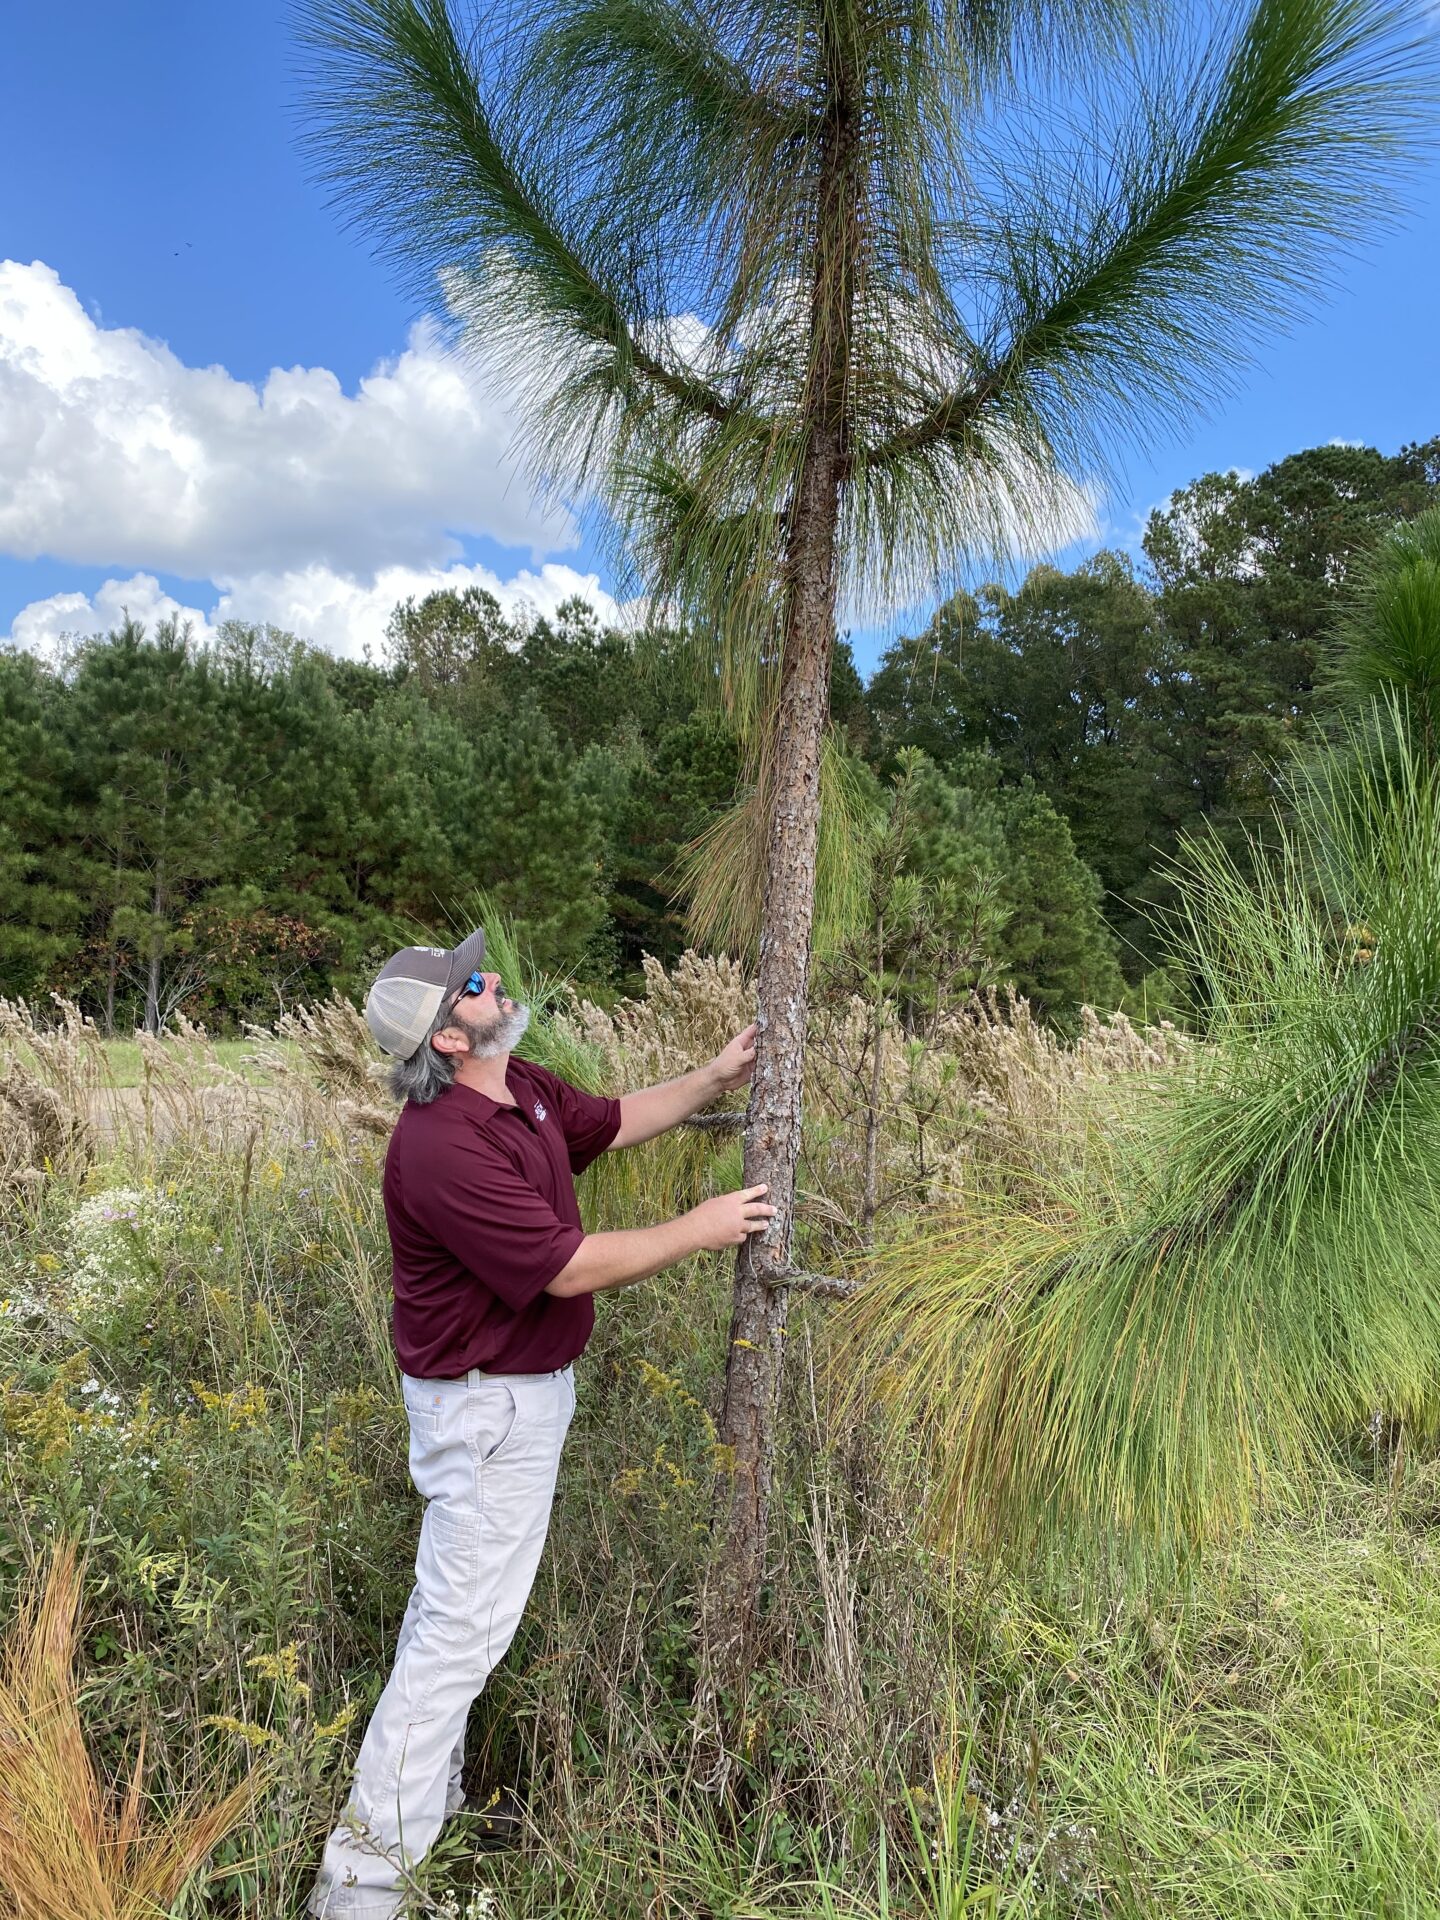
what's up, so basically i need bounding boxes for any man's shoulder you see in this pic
[393,1087,495,1151]
[510,1057,566,1101]
[386,1091,511,1220]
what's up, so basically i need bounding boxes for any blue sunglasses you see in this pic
[453,970,489,1003]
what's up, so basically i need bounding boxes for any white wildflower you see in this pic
[55,1185,178,1318]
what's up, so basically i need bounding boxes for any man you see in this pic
[311,926,773,1917]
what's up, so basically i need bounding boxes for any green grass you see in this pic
[972,1479,1440,1916]
[97,1037,283,1088]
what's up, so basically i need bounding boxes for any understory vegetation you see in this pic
[4,963,1439,1917]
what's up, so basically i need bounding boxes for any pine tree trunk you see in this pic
[104,941,118,1038]
[145,871,164,1036]
[104,847,123,1035]
[708,435,843,1666]
[701,17,862,1700]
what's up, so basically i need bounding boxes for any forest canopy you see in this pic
[4,433,1436,1032]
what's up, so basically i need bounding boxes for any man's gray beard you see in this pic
[470,1001,531,1059]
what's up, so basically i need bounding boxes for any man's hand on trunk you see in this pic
[710,1022,758,1092]
[687,1184,775,1249]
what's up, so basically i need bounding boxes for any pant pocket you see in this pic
[401,1377,445,1444]
[471,1380,519,1464]
[414,1506,486,1653]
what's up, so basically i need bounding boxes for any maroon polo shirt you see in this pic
[383,1058,621,1378]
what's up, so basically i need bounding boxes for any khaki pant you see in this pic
[310,1365,575,1918]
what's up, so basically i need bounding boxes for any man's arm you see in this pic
[612,1062,723,1149]
[544,1184,774,1297]
[610,1022,758,1150]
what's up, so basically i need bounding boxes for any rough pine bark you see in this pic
[707,434,843,1664]
[706,46,862,1678]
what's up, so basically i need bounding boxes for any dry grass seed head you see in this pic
[0,1542,267,1919]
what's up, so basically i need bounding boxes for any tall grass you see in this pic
[5,954,1440,1914]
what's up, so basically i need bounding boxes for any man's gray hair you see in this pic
[385,1001,461,1106]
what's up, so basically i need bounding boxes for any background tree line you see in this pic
[2,432,1434,1034]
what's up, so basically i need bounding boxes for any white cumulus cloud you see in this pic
[1,257,1103,663]
[8,574,218,659]
[212,560,626,657]
[9,561,627,664]
[0,259,571,580]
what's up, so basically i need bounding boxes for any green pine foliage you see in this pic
[63,619,264,1035]
[903,752,1126,1019]
[993,786,1127,1021]
[845,509,1440,1586]
[1329,499,1440,751]
[468,700,611,969]
[0,649,85,996]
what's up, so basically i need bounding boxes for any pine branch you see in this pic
[296,0,736,424]
[683,1111,746,1134]
[767,1265,860,1301]
[865,0,1434,475]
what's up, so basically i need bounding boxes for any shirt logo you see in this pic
[534,1101,547,1122]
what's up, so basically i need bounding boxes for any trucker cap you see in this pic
[364,926,487,1059]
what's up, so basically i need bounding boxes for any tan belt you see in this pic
[463,1364,571,1384]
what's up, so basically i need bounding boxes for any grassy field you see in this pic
[97,1037,275,1088]
[2,974,1439,1916]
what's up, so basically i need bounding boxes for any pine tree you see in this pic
[905,752,1124,1018]
[298,0,1434,1651]
[65,621,259,1032]
[0,650,85,997]
[992,785,1126,1018]
[469,702,610,970]
[601,716,743,973]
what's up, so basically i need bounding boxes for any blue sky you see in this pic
[3,1,1437,675]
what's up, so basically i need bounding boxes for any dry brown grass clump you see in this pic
[0,997,99,1192]
[243,995,395,1140]
[0,1543,264,1919]
[944,989,1189,1185]
[806,985,1190,1235]
[0,959,1188,1244]
[554,951,754,1095]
